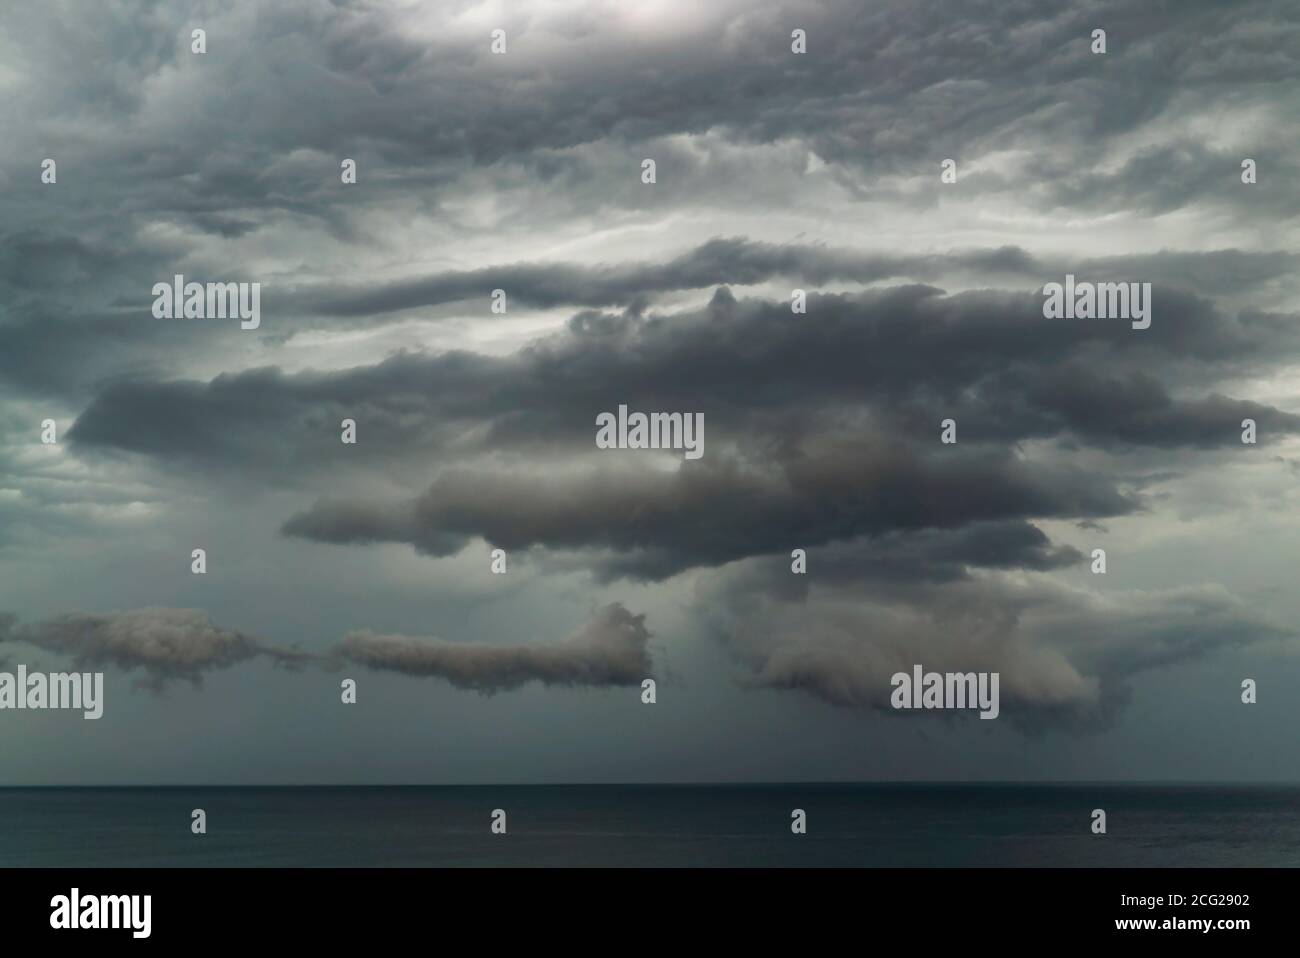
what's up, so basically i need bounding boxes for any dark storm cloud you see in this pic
[287,0,1294,207]
[63,352,503,476]
[3,0,1294,259]
[281,444,1131,581]
[334,602,652,693]
[1,0,1296,748]
[780,521,1084,587]
[0,604,654,696]
[66,283,1300,478]
[1,0,1293,408]
[591,519,1086,590]
[694,561,1292,730]
[13,229,1289,411]
[1020,367,1300,448]
[0,608,314,690]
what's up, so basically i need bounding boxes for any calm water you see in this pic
[1,784,1297,867]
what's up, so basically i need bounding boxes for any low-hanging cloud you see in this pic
[695,560,1294,730]
[333,602,652,693]
[0,608,315,690]
[282,442,1135,581]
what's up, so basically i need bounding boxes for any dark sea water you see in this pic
[2,784,1298,867]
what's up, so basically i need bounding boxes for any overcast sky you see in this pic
[1,0,1298,784]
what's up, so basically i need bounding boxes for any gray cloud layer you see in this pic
[2,0,1296,759]
[0,608,312,689]
[281,444,1134,581]
[66,284,1300,479]
[335,603,652,693]
[0,604,653,696]
[695,556,1292,728]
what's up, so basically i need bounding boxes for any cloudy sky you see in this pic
[1,0,1298,784]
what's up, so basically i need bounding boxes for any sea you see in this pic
[2,783,1297,867]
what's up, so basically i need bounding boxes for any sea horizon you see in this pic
[4,783,1297,868]
[4,780,1300,788]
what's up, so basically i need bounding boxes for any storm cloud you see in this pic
[334,602,652,693]
[281,444,1136,580]
[65,284,1300,481]
[0,608,314,690]
[694,558,1292,729]
[1,0,1297,783]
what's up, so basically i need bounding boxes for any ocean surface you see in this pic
[2,784,1297,867]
